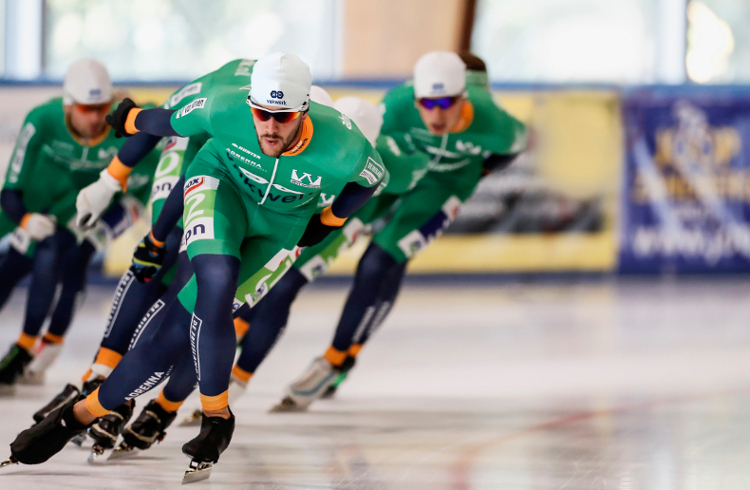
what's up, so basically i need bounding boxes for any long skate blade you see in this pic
[182,461,213,484]
[107,446,140,461]
[269,396,307,413]
[0,457,18,469]
[87,445,106,465]
[70,433,87,447]
[178,410,202,427]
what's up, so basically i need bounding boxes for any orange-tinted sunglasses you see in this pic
[250,106,301,124]
[74,103,112,115]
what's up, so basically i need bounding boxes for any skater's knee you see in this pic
[355,243,400,282]
[192,255,240,303]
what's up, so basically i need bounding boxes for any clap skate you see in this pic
[181,410,235,484]
[180,376,247,427]
[88,401,134,463]
[109,399,177,460]
[321,355,356,399]
[1,396,88,468]
[270,357,340,412]
[0,344,33,395]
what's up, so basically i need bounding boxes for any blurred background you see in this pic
[1,0,749,277]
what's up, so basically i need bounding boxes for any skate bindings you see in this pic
[110,399,177,460]
[321,355,356,399]
[1,396,89,467]
[33,383,80,423]
[0,344,33,395]
[181,410,235,484]
[270,357,340,412]
[88,401,135,463]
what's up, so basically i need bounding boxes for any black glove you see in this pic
[297,214,341,247]
[481,153,520,177]
[129,233,166,283]
[105,98,139,138]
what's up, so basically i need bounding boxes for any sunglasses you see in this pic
[417,96,460,110]
[250,106,301,124]
[75,103,112,115]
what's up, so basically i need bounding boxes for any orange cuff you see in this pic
[20,213,32,229]
[234,317,250,339]
[156,391,184,413]
[231,365,253,383]
[149,230,165,247]
[200,391,229,411]
[17,332,36,351]
[106,156,132,190]
[347,344,363,357]
[124,107,142,135]
[86,388,111,417]
[43,332,64,344]
[324,346,347,367]
[94,347,123,370]
[321,206,346,227]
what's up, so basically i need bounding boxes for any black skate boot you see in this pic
[33,383,80,423]
[110,399,177,460]
[67,376,105,447]
[1,396,89,467]
[0,344,33,396]
[88,401,135,463]
[181,410,235,484]
[321,356,356,399]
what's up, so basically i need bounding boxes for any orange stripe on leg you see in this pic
[17,333,37,351]
[324,346,347,367]
[156,390,184,412]
[231,365,252,383]
[43,332,64,344]
[81,369,92,383]
[234,317,250,339]
[347,344,363,357]
[85,388,111,417]
[94,347,123,369]
[200,391,229,411]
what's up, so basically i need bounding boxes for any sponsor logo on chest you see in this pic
[290,169,322,188]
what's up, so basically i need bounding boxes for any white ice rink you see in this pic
[0,277,749,489]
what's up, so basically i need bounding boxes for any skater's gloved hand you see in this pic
[297,207,345,248]
[76,166,127,229]
[130,232,166,283]
[105,98,141,138]
[21,213,56,241]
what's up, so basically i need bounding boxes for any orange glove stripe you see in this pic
[149,230,165,248]
[20,213,32,229]
[124,107,142,135]
[321,206,346,227]
[106,156,132,191]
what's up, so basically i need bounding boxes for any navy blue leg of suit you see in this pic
[0,248,33,311]
[97,253,239,410]
[45,240,97,338]
[21,230,77,338]
[98,227,182,356]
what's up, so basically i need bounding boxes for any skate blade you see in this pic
[269,396,308,413]
[182,461,213,484]
[18,372,44,385]
[70,433,87,447]
[0,457,18,469]
[0,384,16,397]
[108,446,140,461]
[87,445,106,465]
[178,410,202,427]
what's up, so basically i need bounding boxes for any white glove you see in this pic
[23,213,56,241]
[76,168,123,229]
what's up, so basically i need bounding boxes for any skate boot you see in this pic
[33,383,80,423]
[88,401,135,463]
[0,344,33,395]
[180,375,247,427]
[21,341,63,385]
[110,399,177,460]
[321,356,356,399]
[67,376,106,447]
[1,396,88,467]
[181,410,235,484]
[270,357,340,412]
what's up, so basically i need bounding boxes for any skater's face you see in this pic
[67,102,111,140]
[415,95,466,135]
[252,104,308,158]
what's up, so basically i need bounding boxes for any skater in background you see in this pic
[0,59,161,393]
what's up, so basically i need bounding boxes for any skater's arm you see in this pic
[106,98,181,138]
[151,175,185,243]
[0,189,26,224]
[481,152,521,176]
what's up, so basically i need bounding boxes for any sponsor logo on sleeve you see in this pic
[175,98,206,118]
[167,83,202,109]
[359,157,385,185]
[340,113,352,129]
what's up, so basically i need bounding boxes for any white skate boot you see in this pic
[270,357,338,413]
[21,342,63,385]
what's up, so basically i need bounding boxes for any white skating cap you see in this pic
[413,51,466,99]
[63,58,113,105]
[309,85,334,107]
[334,96,383,147]
[250,52,312,110]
